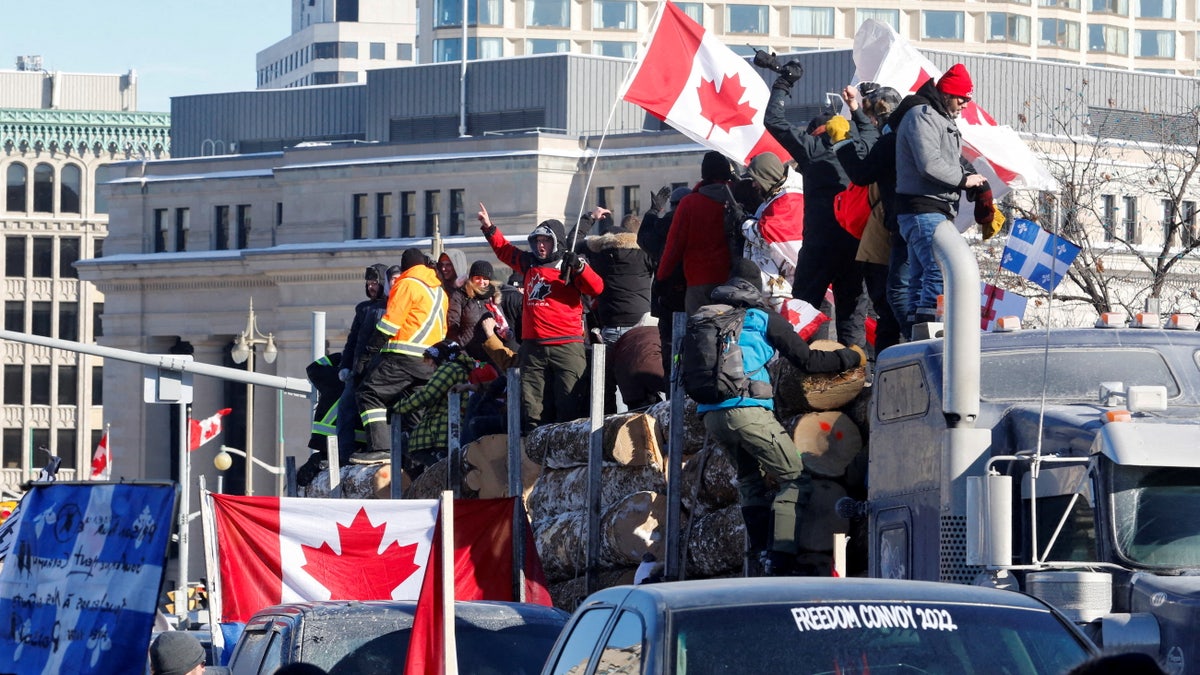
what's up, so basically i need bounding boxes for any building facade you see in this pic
[0,66,169,495]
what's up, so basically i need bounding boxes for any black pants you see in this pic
[792,235,867,349]
[355,352,434,452]
[518,340,588,433]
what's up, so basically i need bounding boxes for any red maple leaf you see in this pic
[300,508,422,600]
[696,73,758,138]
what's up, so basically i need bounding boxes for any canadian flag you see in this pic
[209,494,439,623]
[621,1,792,166]
[743,171,806,299]
[89,431,110,480]
[189,408,232,451]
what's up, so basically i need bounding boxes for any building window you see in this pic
[236,205,251,249]
[401,191,417,238]
[424,190,442,237]
[31,365,50,405]
[93,302,103,338]
[594,0,636,29]
[527,0,569,27]
[5,163,26,212]
[988,13,1031,43]
[597,186,614,209]
[31,302,51,338]
[370,42,386,59]
[528,38,570,54]
[676,2,703,23]
[175,208,190,252]
[92,365,103,405]
[397,43,414,60]
[3,366,22,405]
[32,429,48,459]
[33,163,54,213]
[2,429,21,468]
[791,7,834,36]
[1040,18,1080,48]
[59,301,78,342]
[32,237,52,278]
[1137,0,1174,17]
[922,11,964,40]
[60,164,81,214]
[5,302,22,332]
[622,186,640,217]
[215,205,231,250]
[439,0,503,26]
[55,429,76,470]
[60,237,79,280]
[856,8,899,30]
[435,37,503,61]
[449,189,465,236]
[1091,0,1128,14]
[5,237,25,277]
[436,0,464,26]
[1102,194,1117,241]
[57,365,77,406]
[592,41,636,57]
[1136,29,1175,56]
[1041,0,1080,7]
[376,193,393,238]
[154,209,169,252]
[1089,24,1128,53]
[1182,201,1197,246]
[728,5,768,33]
[352,194,369,239]
[1122,195,1138,242]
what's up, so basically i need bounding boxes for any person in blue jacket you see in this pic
[696,258,864,575]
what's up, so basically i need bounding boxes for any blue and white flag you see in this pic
[0,482,177,674]
[1000,218,1081,292]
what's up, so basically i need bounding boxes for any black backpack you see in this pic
[680,304,771,404]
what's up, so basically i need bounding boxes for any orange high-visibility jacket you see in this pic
[376,264,449,356]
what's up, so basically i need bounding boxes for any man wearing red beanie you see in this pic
[892,63,987,332]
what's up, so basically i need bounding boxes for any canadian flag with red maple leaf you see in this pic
[621,1,791,166]
[209,494,439,623]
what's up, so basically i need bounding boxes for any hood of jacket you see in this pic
[696,181,731,204]
[709,278,768,310]
[584,230,639,253]
[892,78,950,131]
[366,263,390,300]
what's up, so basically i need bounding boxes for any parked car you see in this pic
[224,599,568,675]
[541,578,1098,675]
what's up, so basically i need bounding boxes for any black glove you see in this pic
[753,49,781,73]
[564,252,585,273]
[649,185,671,214]
[774,61,803,89]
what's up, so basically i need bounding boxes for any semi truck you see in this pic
[866,221,1200,674]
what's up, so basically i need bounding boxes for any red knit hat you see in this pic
[936,64,973,99]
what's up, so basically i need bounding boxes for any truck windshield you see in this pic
[980,349,1177,401]
[671,601,1089,674]
[1112,465,1200,567]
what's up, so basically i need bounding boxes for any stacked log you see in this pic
[535,491,668,582]
[787,411,863,479]
[524,412,664,468]
[645,399,706,455]
[679,443,737,513]
[300,463,405,499]
[459,434,541,500]
[527,464,665,527]
[774,339,867,418]
[686,504,745,577]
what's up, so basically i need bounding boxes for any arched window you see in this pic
[5,164,27,212]
[60,165,81,214]
[33,163,54,213]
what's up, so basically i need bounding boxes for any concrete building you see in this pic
[0,63,170,494]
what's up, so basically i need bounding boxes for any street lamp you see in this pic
[230,299,277,496]
[214,445,285,475]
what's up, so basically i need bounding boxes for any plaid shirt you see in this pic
[397,354,474,453]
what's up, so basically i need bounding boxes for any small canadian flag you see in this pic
[190,408,233,451]
[89,430,110,480]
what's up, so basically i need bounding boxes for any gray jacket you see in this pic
[895,100,967,211]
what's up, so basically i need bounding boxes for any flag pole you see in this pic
[176,402,191,626]
[440,491,459,675]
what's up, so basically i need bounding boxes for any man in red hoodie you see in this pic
[479,203,604,433]
[656,151,737,314]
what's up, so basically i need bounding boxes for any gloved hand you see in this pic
[753,49,781,72]
[649,185,671,215]
[847,344,868,368]
[564,252,585,273]
[825,115,850,144]
[338,368,352,383]
[778,60,804,86]
[981,206,1005,241]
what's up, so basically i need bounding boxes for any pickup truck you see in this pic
[540,577,1097,675]
[224,599,568,675]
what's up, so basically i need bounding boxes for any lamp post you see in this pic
[230,299,277,496]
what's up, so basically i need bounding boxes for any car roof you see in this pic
[583,577,1060,612]
[246,599,566,629]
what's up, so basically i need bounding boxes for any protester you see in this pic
[148,631,206,675]
[894,63,987,326]
[499,272,524,343]
[640,185,690,374]
[479,203,604,433]
[435,251,466,293]
[609,325,667,409]
[765,69,867,348]
[459,315,517,445]
[394,340,477,479]
[691,258,864,576]
[296,352,342,487]
[656,151,738,314]
[742,151,804,301]
[334,264,389,461]
[353,248,449,464]
[447,259,516,367]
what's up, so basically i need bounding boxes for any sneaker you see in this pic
[349,451,391,465]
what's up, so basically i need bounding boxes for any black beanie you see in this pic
[468,260,494,279]
[701,151,733,181]
[400,248,427,271]
[149,631,205,675]
[506,272,523,286]
[729,257,764,292]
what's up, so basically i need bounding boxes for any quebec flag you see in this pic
[1000,218,1081,292]
[0,482,177,674]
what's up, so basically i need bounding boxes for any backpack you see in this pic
[680,304,771,404]
[833,183,873,239]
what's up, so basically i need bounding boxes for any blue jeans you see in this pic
[898,212,947,318]
[335,378,360,463]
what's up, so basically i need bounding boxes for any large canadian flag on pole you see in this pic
[189,408,232,451]
[621,1,791,166]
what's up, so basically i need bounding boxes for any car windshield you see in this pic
[671,601,1089,675]
[979,349,1177,401]
[1112,465,1200,567]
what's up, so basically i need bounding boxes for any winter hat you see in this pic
[468,260,494,279]
[729,257,764,292]
[386,264,402,280]
[423,340,462,366]
[527,219,567,252]
[747,153,787,194]
[364,266,381,281]
[400,248,428,271]
[700,151,734,182]
[506,272,523,287]
[669,186,691,205]
[149,631,205,675]
[936,64,973,99]
[806,112,833,136]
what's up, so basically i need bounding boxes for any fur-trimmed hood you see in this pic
[584,230,640,253]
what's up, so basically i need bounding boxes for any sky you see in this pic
[0,0,292,113]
